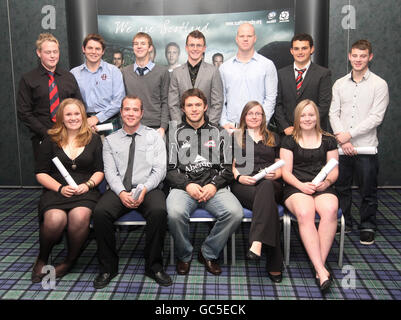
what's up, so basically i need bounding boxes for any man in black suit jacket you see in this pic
[273,34,332,134]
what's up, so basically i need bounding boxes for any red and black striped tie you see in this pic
[48,72,60,122]
[295,68,306,92]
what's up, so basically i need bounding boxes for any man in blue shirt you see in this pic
[219,23,278,130]
[71,34,125,135]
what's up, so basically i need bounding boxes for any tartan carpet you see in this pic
[0,188,400,300]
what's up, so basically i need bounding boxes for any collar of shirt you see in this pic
[187,59,202,72]
[81,59,105,73]
[233,51,259,64]
[350,68,371,83]
[134,61,155,75]
[293,60,311,78]
[121,124,145,137]
[38,62,61,76]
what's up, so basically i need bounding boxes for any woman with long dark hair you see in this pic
[231,101,283,283]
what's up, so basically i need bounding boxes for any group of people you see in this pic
[16,22,389,293]
[111,42,224,72]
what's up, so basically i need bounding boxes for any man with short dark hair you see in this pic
[166,88,243,276]
[274,33,332,134]
[329,39,389,245]
[17,33,82,160]
[71,33,125,134]
[92,95,172,288]
[165,42,181,72]
[168,30,224,125]
[212,53,224,68]
[112,51,124,69]
[122,32,169,137]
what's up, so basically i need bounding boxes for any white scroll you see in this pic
[132,184,144,200]
[96,123,114,132]
[338,146,377,155]
[252,159,285,182]
[52,157,78,188]
[312,158,338,185]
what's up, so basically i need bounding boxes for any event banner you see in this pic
[98,9,294,68]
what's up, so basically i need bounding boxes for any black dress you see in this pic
[35,134,103,221]
[281,134,338,202]
[230,132,283,272]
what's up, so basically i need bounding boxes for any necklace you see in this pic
[67,143,77,170]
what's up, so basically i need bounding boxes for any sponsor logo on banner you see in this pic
[266,11,277,24]
[279,11,290,23]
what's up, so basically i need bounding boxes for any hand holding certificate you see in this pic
[338,146,377,155]
[252,159,285,182]
[312,158,338,185]
[52,157,78,188]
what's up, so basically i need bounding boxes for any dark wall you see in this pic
[1,0,400,186]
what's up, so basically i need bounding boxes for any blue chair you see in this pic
[283,208,345,267]
[169,208,229,265]
[230,205,287,265]
[96,180,146,248]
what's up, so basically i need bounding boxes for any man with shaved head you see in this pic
[219,23,278,130]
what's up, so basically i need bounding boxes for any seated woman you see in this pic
[280,99,339,292]
[32,98,104,283]
[230,101,284,283]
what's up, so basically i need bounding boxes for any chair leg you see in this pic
[284,214,291,266]
[116,228,121,249]
[224,244,227,265]
[170,234,174,265]
[231,233,236,266]
[338,215,345,268]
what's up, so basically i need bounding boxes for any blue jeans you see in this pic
[167,188,243,262]
[335,154,379,231]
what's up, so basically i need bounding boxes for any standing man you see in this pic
[219,23,278,130]
[167,88,243,276]
[17,33,82,160]
[112,51,124,69]
[93,95,172,288]
[169,30,224,125]
[70,34,125,134]
[122,32,169,137]
[329,40,389,245]
[274,33,332,134]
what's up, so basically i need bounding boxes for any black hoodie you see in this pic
[166,116,233,190]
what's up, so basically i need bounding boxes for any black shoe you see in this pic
[246,249,261,261]
[145,270,172,287]
[93,272,117,289]
[198,251,222,275]
[360,231,375,245]
[31,258,46,284]
[319,278,331,292]
[268,272,282,283]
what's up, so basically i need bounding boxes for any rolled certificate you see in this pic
[131,184,144,200]
[312,158,338,185]
[252,159,285,182]
[52,157,78,188]
[96,123,114,132]
[338,146,377,155]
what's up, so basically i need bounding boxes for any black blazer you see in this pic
[273,62,332,132]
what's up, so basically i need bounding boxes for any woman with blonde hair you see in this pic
[231,101,283,283]
[280,99,339,292]
[32,98,104,283]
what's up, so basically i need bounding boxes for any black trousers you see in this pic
[93,189,167,275]
[335,154,379,231]
[231,179,283,272]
